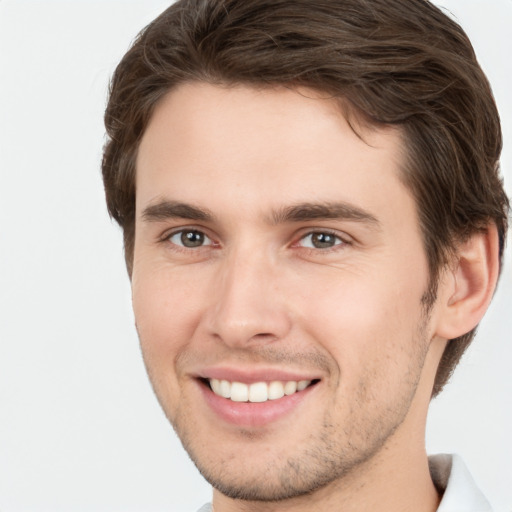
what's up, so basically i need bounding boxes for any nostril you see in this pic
[250,332,279,343]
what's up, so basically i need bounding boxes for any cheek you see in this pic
[131,265,206,371]
[299,267,428,386]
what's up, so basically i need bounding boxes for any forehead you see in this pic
[136,82,410,221]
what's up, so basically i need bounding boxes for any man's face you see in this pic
[132,83,442,500]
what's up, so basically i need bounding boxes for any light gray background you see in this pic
[0,1,510,511]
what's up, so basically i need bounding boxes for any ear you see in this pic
[435,224,500,340]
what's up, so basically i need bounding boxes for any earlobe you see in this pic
[435,224,500,340]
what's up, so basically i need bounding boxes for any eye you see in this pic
[168,229,213,248]
[298,231,345,249]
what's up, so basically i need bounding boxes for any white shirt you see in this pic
[431,453,492,511]
[196,454,491,512]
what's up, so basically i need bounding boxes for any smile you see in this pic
[198,373,321,426]
[209,379,314,403]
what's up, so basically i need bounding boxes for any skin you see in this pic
[131,83,480,512]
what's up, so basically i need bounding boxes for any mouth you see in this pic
[195,369,322,426]
[204,378,319,403]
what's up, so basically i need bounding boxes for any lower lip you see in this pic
[198,381,316,427]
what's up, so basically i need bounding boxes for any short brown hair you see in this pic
[102,0,509,397]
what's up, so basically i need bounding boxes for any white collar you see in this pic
[429,454,492,511]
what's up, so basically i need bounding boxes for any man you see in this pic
[102,0,509,510]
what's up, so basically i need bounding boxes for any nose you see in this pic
[203,248,292,348]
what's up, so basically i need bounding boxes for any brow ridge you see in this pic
[142,200,213,222]
[270,202,380,227]
[141,199,380,229]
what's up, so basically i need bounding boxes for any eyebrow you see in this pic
[141,199,380,229]
[270,202,380,228]
[141,200,213,222]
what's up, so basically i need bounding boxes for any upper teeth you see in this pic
[209,379,312,403]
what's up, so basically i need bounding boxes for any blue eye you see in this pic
[168,230,213,248]
[299,232,344,249]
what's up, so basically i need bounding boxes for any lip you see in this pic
[195,368,320,427]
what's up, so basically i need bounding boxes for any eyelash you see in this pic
[295,230,349,251]
[162,228,216,251]
[160,228,351,253]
